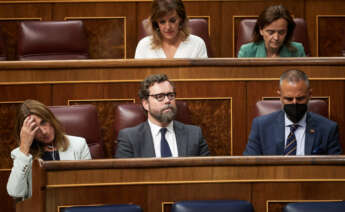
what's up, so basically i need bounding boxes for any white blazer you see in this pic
[6,135,91,199]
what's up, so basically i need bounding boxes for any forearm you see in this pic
[7,150,32,198]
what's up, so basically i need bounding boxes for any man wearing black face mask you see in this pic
[244,69,342,155]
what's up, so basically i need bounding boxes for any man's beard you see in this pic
[149,105,177,124]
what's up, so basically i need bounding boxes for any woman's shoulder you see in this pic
[238,41,263,57]
[240,42,261,49]
[186,34,205,44]
[290,41,304,49]
[288,41,306,56]
[138,35,153,45]
[65,135,87,146]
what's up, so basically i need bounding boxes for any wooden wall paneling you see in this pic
[135,2,151,45]
[53,2,136,58]
[0,102,23,168]
[0,84,52,105]
[174,81,246,155]
[0,170,14,212]
[52,83,113,105]
[317,16,345,56]
[179,98,232,156]
[0,3,51,20]
[66,17,126,59]
[184,1,221,57]
[309,80,345,150]
[305,0,345,56]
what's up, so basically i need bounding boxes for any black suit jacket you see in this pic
[115,120,210,158]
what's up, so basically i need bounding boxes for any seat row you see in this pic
[63,200,345,212]
[0,18,313,60]
[50,99,328,159]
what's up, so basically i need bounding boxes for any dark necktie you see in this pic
[284,124,299,155]
[160,128,172,157]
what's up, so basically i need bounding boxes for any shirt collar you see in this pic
[284,112,307,128]
[147,119,174,136]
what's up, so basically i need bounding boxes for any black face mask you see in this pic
[283,103,308,123]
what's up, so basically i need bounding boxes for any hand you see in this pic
[19,115,39,155]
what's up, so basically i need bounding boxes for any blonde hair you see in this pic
[15,99,69,158]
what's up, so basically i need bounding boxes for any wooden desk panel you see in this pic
[0,170,15,212]
[15,156,345,212]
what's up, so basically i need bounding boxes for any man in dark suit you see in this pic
[115,74,210,158]
[244,69,342,155]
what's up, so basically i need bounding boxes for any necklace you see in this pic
[46,145,54,150]
[46,144,55,160]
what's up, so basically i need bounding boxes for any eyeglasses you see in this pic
[148,92,176,102]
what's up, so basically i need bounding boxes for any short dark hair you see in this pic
[280,69,309,88]
[139,74,175,99]
[253,5,296,51]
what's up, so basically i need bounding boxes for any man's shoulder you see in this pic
[174,120,201,131]
[253,110,283,123]
[308,112,337,126]
[119,121,148,134]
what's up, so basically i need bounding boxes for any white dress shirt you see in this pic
[284,113,307,155]
[147,120,178,157]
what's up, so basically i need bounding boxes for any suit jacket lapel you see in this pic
[256,41,267,57]
[142,122,156,157]
[275,111,286,155]
[174,121,187,156]
[305,112,316,155]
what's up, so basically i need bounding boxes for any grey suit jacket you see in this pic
[115,120,210,158]
[243,111,342,155]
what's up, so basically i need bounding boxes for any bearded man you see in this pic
[115,74,210,158]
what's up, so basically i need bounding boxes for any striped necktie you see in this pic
[284,124,299,155]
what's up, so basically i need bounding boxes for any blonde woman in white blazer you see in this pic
[7,100,91,200]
